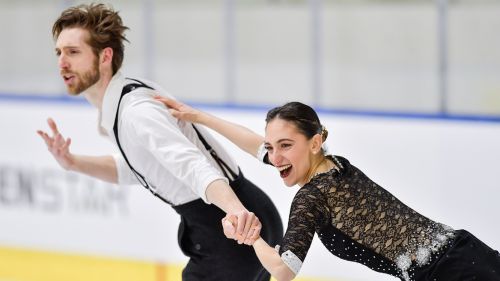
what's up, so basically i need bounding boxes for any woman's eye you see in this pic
[264,146,273,152]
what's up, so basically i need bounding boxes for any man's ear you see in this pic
[100,47,113,65]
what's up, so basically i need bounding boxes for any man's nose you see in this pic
[58,54,69,69]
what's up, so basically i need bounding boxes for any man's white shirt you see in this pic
[99,72,238,205]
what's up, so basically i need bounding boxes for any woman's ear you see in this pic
[311,134,323,154]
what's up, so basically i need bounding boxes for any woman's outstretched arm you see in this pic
[222,217,296,281]
[155,96,264,158]
[253,237,296,281]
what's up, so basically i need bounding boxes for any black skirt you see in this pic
[413,229,500,281]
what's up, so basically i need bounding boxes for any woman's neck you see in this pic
[304,155,335,185]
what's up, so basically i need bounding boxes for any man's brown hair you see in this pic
[52,3,129,75]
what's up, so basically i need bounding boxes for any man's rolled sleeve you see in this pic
[111,153,139,185]
[199,175,229,204]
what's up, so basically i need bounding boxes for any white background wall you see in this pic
[1,0,499,116]
[1,99,499,281]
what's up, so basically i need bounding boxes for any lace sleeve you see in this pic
[256,143,272,165]
[278,185,328,274]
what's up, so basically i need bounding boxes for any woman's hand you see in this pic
[222,213,262,245]
[154,96,204,124]
[155,95,264,158]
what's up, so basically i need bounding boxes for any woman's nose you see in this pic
[269,151,283,166]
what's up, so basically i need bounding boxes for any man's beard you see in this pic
[67,58,100,95]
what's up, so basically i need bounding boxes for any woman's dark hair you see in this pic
[266,102,328,142]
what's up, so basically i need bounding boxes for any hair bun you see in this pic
[321,125,328,142]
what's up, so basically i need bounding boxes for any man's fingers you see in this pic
[242,212,255,239]
[223,219,234,231]
[227,214,238,225]
[47,118,59,135]
[246,228,255,241]
[222,218,236,239]
[53,133,65,147]
[37,130,53,147]
[37,130,47,141]
[235,212,255,244]
[250,225,261,240]
[245,216,261,241]
[246,215,261,238]
[236,212,247,235]
[62,137,72,151]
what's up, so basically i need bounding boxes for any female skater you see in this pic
[156,97,500,281]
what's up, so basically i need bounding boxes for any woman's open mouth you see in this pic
[278,164,292,178]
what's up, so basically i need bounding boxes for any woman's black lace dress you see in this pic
[277,155,456,281]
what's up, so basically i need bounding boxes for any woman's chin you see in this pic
[282,178,296,187]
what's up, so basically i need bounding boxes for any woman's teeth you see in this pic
[278,164,292,178]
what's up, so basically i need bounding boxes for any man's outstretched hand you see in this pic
[37,118,75,170]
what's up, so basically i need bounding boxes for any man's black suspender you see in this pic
[190,125,238,181]
[112,78,238,205]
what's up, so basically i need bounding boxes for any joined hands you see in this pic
[154,96,264,246]
[222,211,262,246]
